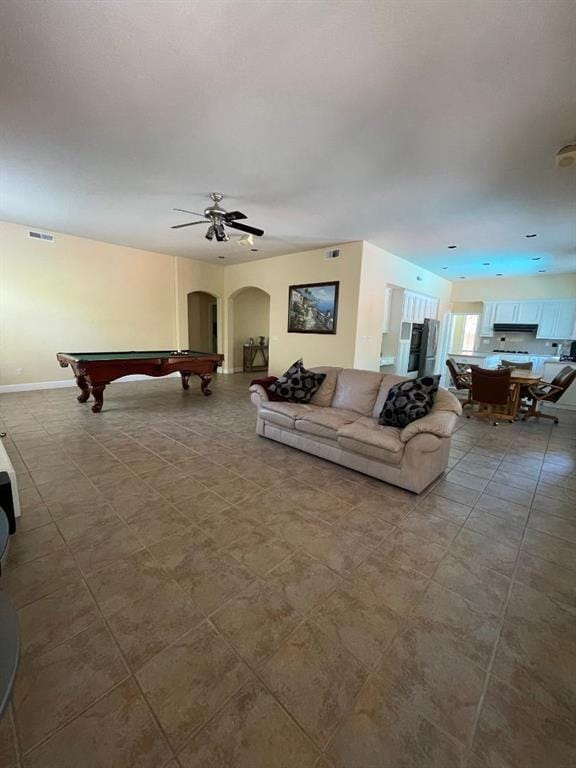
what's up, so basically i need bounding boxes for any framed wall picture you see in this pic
[287,281,339,334]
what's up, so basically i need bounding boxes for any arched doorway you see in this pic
[187,291,219,353]
[229,287,271,373]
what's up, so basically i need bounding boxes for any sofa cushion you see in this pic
[309,367,342,407]
[269,359,326,403]
[260,401,315,430]
[295,408,360,440]
[337,417,404,465]
[372,374,411,418]
[378,375,440,428]
[331,369,383,416]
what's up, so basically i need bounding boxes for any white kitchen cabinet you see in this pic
[480,299,576,339]
[396,340,410,375]
[537,300,576,340]
[402,291,439,323]
[480,302,497,336]
[493,302,518,324]
[516,302,543,324]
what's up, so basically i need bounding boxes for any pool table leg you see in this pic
[200,374,213,396]
[180,371,191,391]
[76,375,91,403]
[90,384,106,413]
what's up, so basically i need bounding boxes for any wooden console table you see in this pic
[243,344,269,373]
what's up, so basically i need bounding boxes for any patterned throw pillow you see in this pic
[378,375,440,428]
[268,359,326,403]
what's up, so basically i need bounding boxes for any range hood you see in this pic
[493,323,538,333]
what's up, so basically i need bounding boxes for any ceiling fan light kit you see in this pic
[171,193,264,249]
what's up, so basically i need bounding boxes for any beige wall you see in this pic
[187,291,217,352]
[354,242,453,370]
[175,256,224,352]
[450,274,576,302]
[223,242,364,375]
[232,288,270,371]
[0,220,177,386]
[451,301,483,314]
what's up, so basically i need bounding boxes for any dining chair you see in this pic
[521,365,576,424]
[445,358,473,408]
[468,366,514,425]
[500,359,533,371]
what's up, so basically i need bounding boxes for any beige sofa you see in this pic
[250,367,462,493]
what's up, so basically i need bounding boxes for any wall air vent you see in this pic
[28,231,54,242]
[325,249,340,260]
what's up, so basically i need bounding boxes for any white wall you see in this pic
[223,243,364,375]
[451,274,576,302]
[354,242,453,370]
[0,220,178,386]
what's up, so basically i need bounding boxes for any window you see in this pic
[461,314,479,352]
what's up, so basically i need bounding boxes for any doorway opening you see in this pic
[229,287,271,373]
[187,291,219,353]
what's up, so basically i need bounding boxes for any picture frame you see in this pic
[287,281,339,334]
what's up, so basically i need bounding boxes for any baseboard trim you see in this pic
[0,373,180,394]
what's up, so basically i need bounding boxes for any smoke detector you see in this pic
[555,143,576,168]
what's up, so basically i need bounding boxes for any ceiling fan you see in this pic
[171,192,264,242]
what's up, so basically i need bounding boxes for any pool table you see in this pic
[56,350,224,412]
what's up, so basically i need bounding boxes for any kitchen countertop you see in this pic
[448,351,490,358]
[450,351,562,361]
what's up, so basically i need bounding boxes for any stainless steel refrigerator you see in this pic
[418,318,440,377]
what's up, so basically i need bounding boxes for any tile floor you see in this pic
[1,373,575,767]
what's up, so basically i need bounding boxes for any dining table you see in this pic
[506,368,542,420]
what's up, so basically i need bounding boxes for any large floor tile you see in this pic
[13,621,129,751]
[261,619,368,748]
[136,622,251,750]
[355,555,429,616]
[177,679,319,768]
[433,552,510,616]
[326,677,464,768]
[268,551,343,614]
[23,679,171,768]
[0,708,18,768]
[17,580,100,659]
[312,580,401,668]
[374,527,448,576]
[410,582,500,669]
[212,581,302,666]
[226,528,294,576]
[107,580,204,670]
[3,549,81,609]
[377,625,486,743]
[472,676,576,768]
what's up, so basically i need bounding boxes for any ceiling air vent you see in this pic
[28,230,54,242]
[325,249,340,260]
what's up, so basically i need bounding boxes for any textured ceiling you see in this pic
[1,0,575,278]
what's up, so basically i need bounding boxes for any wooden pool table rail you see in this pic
[56,351,224,412]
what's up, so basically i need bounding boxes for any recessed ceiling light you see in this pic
[217,255,225,260]
[525,233,537,238]
[251,248,259,252]
[448,245,457,249]
[459,276,466,279]
[482,262,490,266]
[496,273,503,276]
[538,269,547,273]
[531,257,541,261]
[441,266,448,270]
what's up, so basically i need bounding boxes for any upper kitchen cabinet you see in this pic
[479,302,497,336]
[402,290,439,323]
[537,299,576,339]
[479,299,576,339]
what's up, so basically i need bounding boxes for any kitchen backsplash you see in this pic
[477,333,572,355]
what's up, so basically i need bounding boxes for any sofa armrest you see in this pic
[400,410,459,443]
[249,384,270,407]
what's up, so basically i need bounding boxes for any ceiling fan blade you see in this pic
[224,211,247,221]
[173,208,206,217]
[226,221,264,237]
[171,221,206,229]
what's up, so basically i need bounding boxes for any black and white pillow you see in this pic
[378,375,440,428]
[268,359,326,403]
